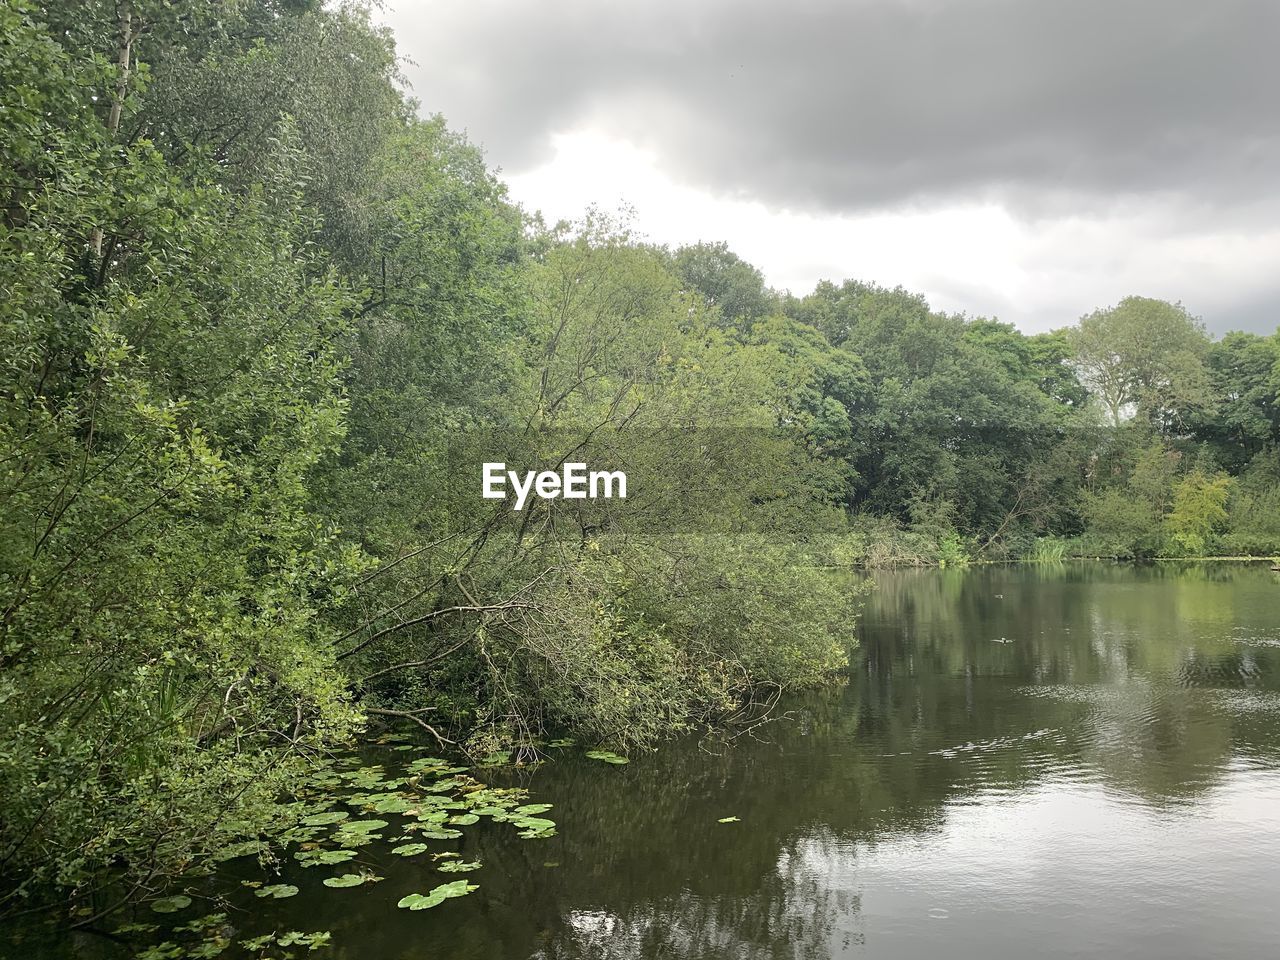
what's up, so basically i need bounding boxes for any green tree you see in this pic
[672,240,773,329]
[1,1,364,906]
[1164,471,1233,556]
[1069,296,1211,430]
[1187,331,1280,471]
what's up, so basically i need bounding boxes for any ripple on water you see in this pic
[928,728,1062,760]
[1226,625,1280,648]
[1202,688,1280,714]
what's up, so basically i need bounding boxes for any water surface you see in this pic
[50,562,1280,958]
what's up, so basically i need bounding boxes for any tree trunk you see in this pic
[90,2,134,260]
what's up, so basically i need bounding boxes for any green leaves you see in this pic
[436,860,481,873]
[150,895,192,914]
[322,873,381,888]
[210,840,266,861]
[295,849,357,868]
[255,884,299,899]
[391,843,430,857]
[585,750,629,765]
[397,881,478,911]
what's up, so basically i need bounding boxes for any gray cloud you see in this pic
[386,0,1280,214]
[1208,284,1280,336]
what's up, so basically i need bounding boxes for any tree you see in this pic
[1069,296,1211,429]
[1187,331,1280,471]
[672,241,773,328]
[1165,471,1233,556]
[1,1,365,905]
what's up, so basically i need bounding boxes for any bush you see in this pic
[1163,471,1232,556]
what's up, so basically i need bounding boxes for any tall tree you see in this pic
[672,240,773,329]
[1069,296,1211,430]
[1187,331,1280,470]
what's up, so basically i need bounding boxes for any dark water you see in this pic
[44,563,1280,958]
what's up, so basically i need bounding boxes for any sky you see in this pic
[375,0,1280,336]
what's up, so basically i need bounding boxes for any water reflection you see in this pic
[38,563,1280,959]
[476,561,1280,960]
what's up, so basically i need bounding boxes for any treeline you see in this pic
[778,286,1280,563]
[1,0,1277,918]
[0,0,854,912]
[672,251,1280,563]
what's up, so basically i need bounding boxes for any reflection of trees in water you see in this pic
[336,564,1280,960]
[860,562,1280,805]
[530,852,848,960]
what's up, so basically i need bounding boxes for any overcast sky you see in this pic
[376,0,1279,335]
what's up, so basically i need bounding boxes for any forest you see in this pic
[2,0,1279,926]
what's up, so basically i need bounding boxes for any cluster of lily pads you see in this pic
[120,735,629,957]
[120,912,333,960]
[236,749,560,914]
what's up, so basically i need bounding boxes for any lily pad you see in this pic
[303,811,350,826]
[255,884,299,899]
[296,848,357,867]
[397,893,443,911]
[391,843,430,857]
[151,895,192,914]
[584,750,628,765]
[512,817,555,831]
[277,931,331,948]
[332,829,381,846]
[437,860,482,873]
[343,818,390,833]
[448,813,479,826]
[397,881,478,910]
[323,873,378,888]
[425,778,463,793]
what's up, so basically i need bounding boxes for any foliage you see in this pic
[5,0,1280,932]
[1164,471,1233,557]
[1027,538,1069,563]
[1,0,363,909]
[672,240,773,328]
[1069,296,1211,429]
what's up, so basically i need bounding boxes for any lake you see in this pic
[37,562,1280,958]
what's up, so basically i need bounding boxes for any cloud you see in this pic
[501,133,1280,335]
[379,0,1280,336]
[383,0,1280,215]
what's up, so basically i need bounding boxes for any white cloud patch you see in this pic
[505,132,1280,333]
[379,1,1280,335]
